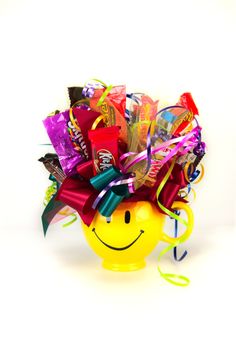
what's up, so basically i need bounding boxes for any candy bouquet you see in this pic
[39,79,206,285]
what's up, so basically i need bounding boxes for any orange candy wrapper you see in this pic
[89,86,128,145]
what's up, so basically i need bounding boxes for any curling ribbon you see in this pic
[120,126,201,174]
[84,78,107,88]
[156,157,191,286]
[97,85,113,106]
[42,175,78,234]
[55,164,131,226]
[91,115,104,130]
[61,212,78,228]
[43,160,191,235]
[82,78,113,107]
[43,134,199,234]
[173,210,188,261]
[56,175,97,227]
[90,166,130,217]
[156,157,188,226]
[43,174,59,206]
[158,245,190,286]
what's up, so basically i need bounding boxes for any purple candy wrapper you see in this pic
[43,110,85,176]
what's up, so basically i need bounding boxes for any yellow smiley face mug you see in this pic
[82,200,193,272]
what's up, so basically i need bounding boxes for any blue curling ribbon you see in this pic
[126,93,141,104]
[173,210,188,262]
[189,169,200,182]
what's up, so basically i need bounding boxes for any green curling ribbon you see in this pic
[62,213,78,228]
[156,157,190,286]
[96,85,113,106]
[87,78,108,88]
[90,166,122,191]
[43,174,59,206]
[83,78,112,107]
[157,244,190,286]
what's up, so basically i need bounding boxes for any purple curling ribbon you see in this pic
[82,85,95,98]
[82,82,103,98]
[145,122,152,174]
[120,127,201,174]
[92,173,136,210]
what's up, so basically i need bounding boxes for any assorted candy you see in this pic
[40,79,206,236]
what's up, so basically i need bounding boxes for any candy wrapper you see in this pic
[88,126,120,175]
[43,110,86,176]
[38,153,66,183]
[39,79,206,286]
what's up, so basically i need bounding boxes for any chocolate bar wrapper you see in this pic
[88,126,120,175]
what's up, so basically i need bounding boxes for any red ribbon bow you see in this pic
[56,159,187,226]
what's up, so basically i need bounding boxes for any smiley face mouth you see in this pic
[92,228,144,251]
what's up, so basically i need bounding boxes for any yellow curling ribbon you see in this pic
[191,187,197,200]
[178,189,189,199]
[156,157,192,286]
[184,162,204,184]
[192,163,204,184]
[69,99,92,131]
[91,115,105,130]
[72,98,90,108]
[184,162,195,184]
[186,187,197,202]
[178,185,196,201]
[69,107,80,130]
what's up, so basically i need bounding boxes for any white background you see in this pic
[0,0,235,352]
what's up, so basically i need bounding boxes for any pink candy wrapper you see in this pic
[43,110,85,176]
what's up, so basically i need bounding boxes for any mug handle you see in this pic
[161,201,194,245]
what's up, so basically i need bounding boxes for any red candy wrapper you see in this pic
[178,92,199,116]
[170,108,194,136]
[170,92,198,136]
[105,85,126,116]
[89,86,128,145]
[88,126,120,175]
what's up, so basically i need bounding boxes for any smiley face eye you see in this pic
[124,210,131,224]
